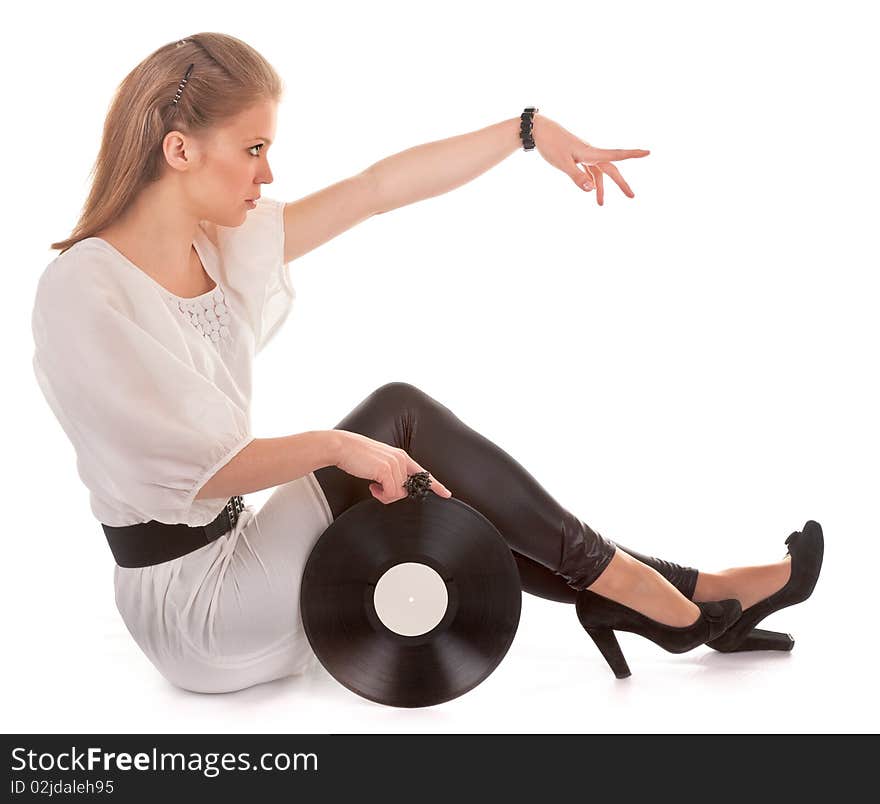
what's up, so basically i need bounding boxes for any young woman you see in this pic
[32,33,822,693]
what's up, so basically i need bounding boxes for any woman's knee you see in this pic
[368,381,429,411]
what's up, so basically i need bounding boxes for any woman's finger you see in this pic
[376,462,398,503]
[429,475,452,497]
[592,165,605,205]
[394,451,413,500]
[596,161,634,198]
[385,459,405,502]
[589,148,650,162]
[578,164,594,190]
[405,457,452,498]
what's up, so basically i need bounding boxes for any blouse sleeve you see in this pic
[31,263,254,527]
[202,196,296,355]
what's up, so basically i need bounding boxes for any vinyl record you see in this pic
[300,493,522,708]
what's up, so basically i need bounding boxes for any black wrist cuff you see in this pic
[520,107,539,151]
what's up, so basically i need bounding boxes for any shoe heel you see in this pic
[715,628,795,653]
[585,626,632,679]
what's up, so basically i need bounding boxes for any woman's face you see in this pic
[171,99,278,227]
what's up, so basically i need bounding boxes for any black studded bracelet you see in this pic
[520,107,539,151]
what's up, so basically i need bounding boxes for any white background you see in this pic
[3,0,878,733]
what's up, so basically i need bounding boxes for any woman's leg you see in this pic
[507,542,699,605]
[313,382,702,615]
[510,552,577,604]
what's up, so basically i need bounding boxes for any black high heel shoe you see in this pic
[611,541,795,653]
[575,590,742,679]
[705,520,824,653]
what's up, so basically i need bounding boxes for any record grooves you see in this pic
[300,494,522,708]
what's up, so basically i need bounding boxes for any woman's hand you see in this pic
[332,430,453,504]
[532,115,650,206]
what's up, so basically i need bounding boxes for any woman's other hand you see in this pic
[332,430,453,504]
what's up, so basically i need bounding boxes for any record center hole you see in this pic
[373,562,448,637]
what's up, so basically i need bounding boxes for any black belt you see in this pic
[102,496,246,568]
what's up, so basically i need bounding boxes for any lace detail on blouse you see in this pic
[176,287,231,343]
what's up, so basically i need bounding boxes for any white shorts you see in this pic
[113,472,334,694]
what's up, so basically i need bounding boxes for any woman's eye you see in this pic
[248,143,264,157]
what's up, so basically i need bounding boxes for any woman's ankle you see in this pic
[692,571,735,603]
[692,561,791,610]
[587,549,701,627]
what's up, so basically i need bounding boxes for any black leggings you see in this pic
[313,382,699,604]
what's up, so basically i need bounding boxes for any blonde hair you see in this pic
[51,32,285,254]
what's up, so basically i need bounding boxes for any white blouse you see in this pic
[32,196,296,528]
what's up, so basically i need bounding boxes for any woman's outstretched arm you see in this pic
[280,113,648,262]
[280,116,525,263]
[366,116,524,214]
[366,112,649,212]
